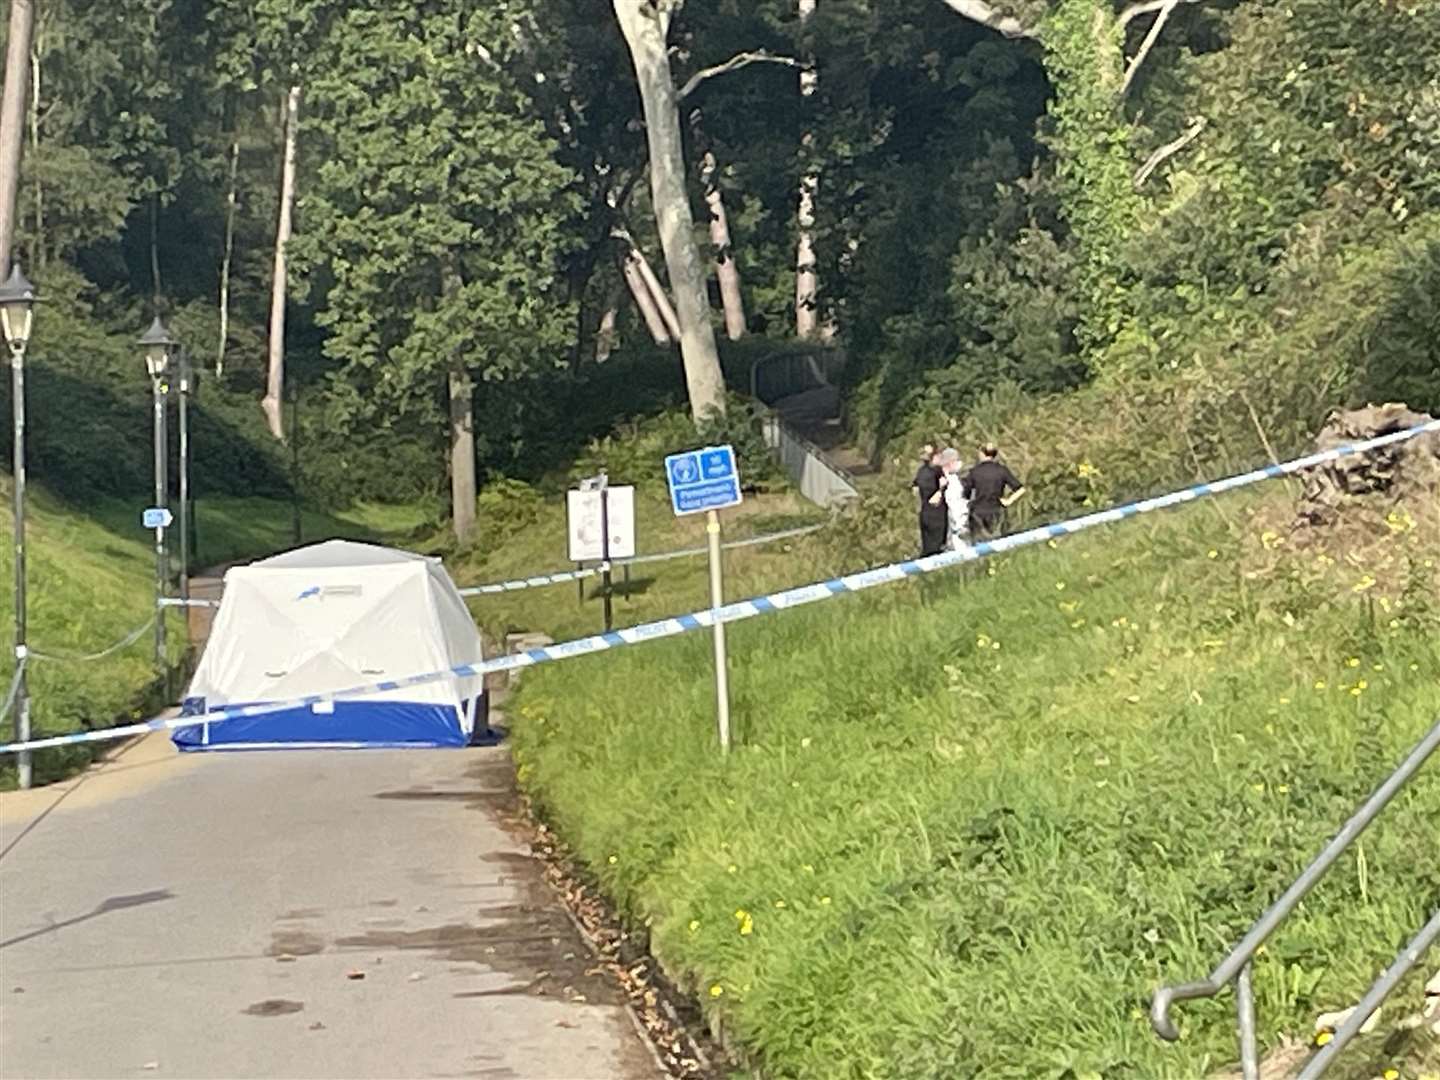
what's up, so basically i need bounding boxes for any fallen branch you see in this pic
[937,0,1038,39]
[677,50,798,100]
[1133,117,1206,188]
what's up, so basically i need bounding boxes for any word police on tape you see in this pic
[3,419,1436,759]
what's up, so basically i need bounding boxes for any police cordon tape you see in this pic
[456,523,826,596]
[149,525,828,606]
[2,419,1435,758]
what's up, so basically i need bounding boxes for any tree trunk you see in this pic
[701,150,746,340]
[795,0,820,340]
[632,241,682,340]
[1042,0,1139,357]
[216,137,239,377]
[149,194,163,301]
[623,248,670,344]
[0,0,36,279]
[449,366,477,546]
[612,0,727,422]
[595,298,620,362]
[28,35,41,269]
[262,84,301,441]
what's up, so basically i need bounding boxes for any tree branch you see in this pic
[937,0,1038,40]
[677,51,799,100]
[1133,117,1206,188]
[1119,0,1178,97]
[1118,0,1202,29]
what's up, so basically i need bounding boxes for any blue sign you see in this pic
[142,507,173,529]
[665,445,743,517]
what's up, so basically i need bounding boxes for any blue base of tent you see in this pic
[173,695,485,751]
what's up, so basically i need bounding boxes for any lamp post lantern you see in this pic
[1,264,38,788]
[138,316,177,677]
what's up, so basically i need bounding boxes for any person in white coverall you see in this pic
[934,448,972,553]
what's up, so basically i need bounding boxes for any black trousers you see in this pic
[919,511,947,557]
[970,506,1004,538]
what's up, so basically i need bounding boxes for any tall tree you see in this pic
[295,3,580,543]
[794,0,820,339]
[213,0,329,435]
[0,0,37,277]
[262,82,299,438]
[611,0,727,422]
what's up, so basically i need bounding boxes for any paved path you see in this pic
[0,737,658,1080]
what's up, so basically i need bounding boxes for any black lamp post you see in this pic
[138,316,178,676]
[1,264,38,788]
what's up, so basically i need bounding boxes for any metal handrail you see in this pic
[756,403,861,487]
[1151,714,1440,1079]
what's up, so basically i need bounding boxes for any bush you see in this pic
[1354,227,1440,414]
[570,396,785,493]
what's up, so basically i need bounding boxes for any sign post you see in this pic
[664,445,743,753]
[705,509,730,752]
[598,476,613,631]
[567,475,635,632]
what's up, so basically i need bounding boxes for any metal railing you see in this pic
[1151,713,1440,1079]
[758,407,859,508]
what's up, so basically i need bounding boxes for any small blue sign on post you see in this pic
[665,445,742,517]
[142,507,173,529]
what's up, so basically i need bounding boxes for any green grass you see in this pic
[450,483,824,645]
[1,480,426,788]
[89,495,437,569]
[510,490,1440,1079]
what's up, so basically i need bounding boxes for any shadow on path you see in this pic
[0,889,175,950]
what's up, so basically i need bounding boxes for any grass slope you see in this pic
[511,489,1440,1079]
[0,481,423,787]
[450,483,824,646]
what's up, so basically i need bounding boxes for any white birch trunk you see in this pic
[702,151,746,340]
[262,84,301,441]
[217,138,239,377]
[795,0,820,340]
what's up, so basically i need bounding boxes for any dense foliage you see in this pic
[5,0,1437,513]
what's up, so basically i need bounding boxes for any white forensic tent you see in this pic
[175,540,487,750]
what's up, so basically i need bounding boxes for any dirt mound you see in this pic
[1294,403,1440,528]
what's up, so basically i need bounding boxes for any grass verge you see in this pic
[511,488,1440,1079]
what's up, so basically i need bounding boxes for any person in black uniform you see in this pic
[913,444,947,557]
[963,442,1025,539]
